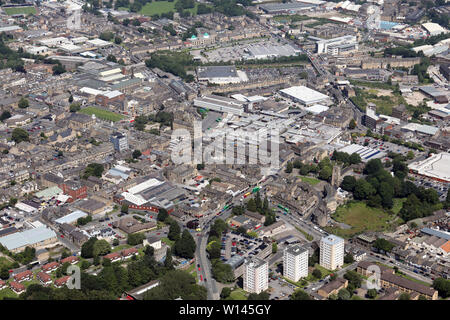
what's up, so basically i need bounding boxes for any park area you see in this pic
[79,107,125,122]
[326,202,396,238]
[3,6,36,15]
[297,175,321,186]
[139,1,199,16]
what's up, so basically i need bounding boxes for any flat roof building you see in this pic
[408,152,450,183]
[243,257,268,294]
[0,227,57,253]
[320,235,344,270]
[280,86,331,106]
[283,244,309,282]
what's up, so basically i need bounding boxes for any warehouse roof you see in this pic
[280,86,330,105]
[54,210,88,224]
[0,227,56,251]
[197,66,238,79]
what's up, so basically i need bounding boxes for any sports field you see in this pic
[326,202,393,238]
[3,6,36,15]
[139,1,176,16]
[79,107,124,122]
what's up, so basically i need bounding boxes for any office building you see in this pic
[283,244,309,282]
[110,132,128,152]
[320,235,344,270]
[315,35,358,56]
[243,257,268,294]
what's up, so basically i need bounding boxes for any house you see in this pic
[60,256,80,265]
[112,216,156,234]
[54,275,71,288]
[121,247,138,259]
[10,281,26,294]
[42,261,59,273]
[0,279,6,290]
[143,236,161,250]
[37,271,52,286]
[317,278,348,299]
[104,252,122,263]
[244,210,266,224]
[13,270,33,282]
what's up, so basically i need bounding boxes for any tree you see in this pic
[353,179,376,200]
[68,95,73,103]
[0,267,10,280]
[432,278,450,298]
[157,208,169,222]
[168,221,181,241]
[344,270,362,289]
[312,268,322,279]
[11,128,30,143]
[272,242,277,253]
[398,292,410,300]
[52,64,66,75]
[246,198,257,212]
[319,166,332,181]
[341,176,357,192]
[349,153,361,165]
[174,230,196,259]
[93,240,111,257]
[81,237,97,258]
[132,150,142,159]
[112,238,119,246]
[127,233,145,246]
[337,288,351,300]
[164,248,174,270]
[248,291,269,300]
[344,253,354,264]
[364,159,383,176]
[144,270,206,300]
[211,260,234,283]
[366,288,377,299]
[290,289,311,300]
[348,119,356,130]
[373,238,395,253]
[0,111,11,122]
[69,103,81,112]
[18,97,29,108]
[114,36,122,44]
[285,161,293,173]
[220,287,231,299]
[82,163,104,179]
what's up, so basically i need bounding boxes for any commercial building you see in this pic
[197,66,246,84]
[408,152,450,183]
[315,35,358,56]
[338,144,387,162]
[243,257,268,294]
[194,95,246,116]
[244,43,301,60]
[259,2,317,14]
[283,244,309,282]
[110,132,129,152]
[422,22,448,36]
[320,235,344,270]
[362,107,379,130]
[0,227,57,253]
[54,210,88,225]
[279,86,331,106]
[95,90,125,107]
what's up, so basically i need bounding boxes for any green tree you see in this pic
[0,267,10,280]
[344,253,354,264]
[341,176,357,192]
[168,221,181,241]
[164,247,174,270]
[348,119,356,129]
[290,289,311,300]
[337,288,351,300]
[69,103,81,112]
[398,292,410,300]
[127,233,145,246]
[157,208,169,222]
[174,229,196,259]
[121,204,129,214]
[18,97,29,108]
[366,288,377,299]
[132,149,142,159]
[319,166,332,181]
[81,237,97,258]
[220,287,231,299]
[272,242,277,253]
[432,278,450,298]
[246,198,257,212]
[93,239,111,257]
[312,268,322,279]
[285,161,293,173]
[11,127,30,143]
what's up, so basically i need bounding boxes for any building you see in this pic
[13,270,33,282]
[317,278,348,299]
[112,216,156,234]
[54,275,71,288]
[408,152,450,183]
[59,181,87,202]
[283,244,309,282]
[197,66,245,85]
[320,235,344,270]
[194,95,246,116]
[143,236,162,250]
[95,91,125,107]
[61,256,80,265]
[422,22,448,36]
[110,132,129,152]
[315,35,358,56]
[10,281,26,294]
[279,86,331,106]
[37,272,52,286]
[243,257,268,294]
[259,2,317,14]
[42,261,59,273]
[0,227,57,253]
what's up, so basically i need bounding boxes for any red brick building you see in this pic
[59,181,87,202]
[95,91,125,107]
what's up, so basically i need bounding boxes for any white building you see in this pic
[243,257,268,294]
[279,86,331,106]
[194,95,246,115]
[320,235,344,270]
[315,35,358,55]
[283,244,308,282]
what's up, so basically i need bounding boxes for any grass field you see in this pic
[228,288,247,300]
[0,257,13,269]
[111,244,132,253]
[0,288,18,299]
[326,202,394,238]
[161,237,175,247]
[79,107,124,122]
[297,175,321,186]
[139,1,176,16]
[392,198,406,215]
[3,6,36,15]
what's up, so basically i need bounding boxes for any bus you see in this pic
[277,204,290,214]
[251,186,261,193]
[243,192,251,198]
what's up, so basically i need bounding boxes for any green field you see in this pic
[227,288,247,300]
[297,175,321,186]
[326,202,394,238]
[161,237,175,247]
[79,107,125,122]
[3,6,36,15]
[111,244,132,253]
[0,288,18,299]
[0,257,13,269]
[392,198,406,215]
[139,1,176,16]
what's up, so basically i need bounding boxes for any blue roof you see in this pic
[107,168,129,179]
[421,228,450,241]
[0,227,56,251]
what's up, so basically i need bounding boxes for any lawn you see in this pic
[228,288,247,300]
[326,202,394,238]
[79,107,125,122]
[3,6,36,15]
[392,198,406,215]
[161,237,175,247]
[0,288,18,300]
[139,1,176,16]
[297,175,321,186]
[0,257,13,269]
[111,244,132,253]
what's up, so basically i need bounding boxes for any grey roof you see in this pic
[421,228,450,241]
[0,227,56,251]
[197,66,238,79]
